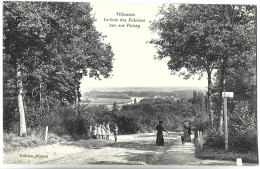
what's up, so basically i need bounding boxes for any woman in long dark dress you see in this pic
[183,121,191,142]
[156,120,168,145]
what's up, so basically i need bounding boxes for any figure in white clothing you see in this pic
[97,124,101,139]
[105,122,110,139]
[101,123,106,139]
[92,124,97,139]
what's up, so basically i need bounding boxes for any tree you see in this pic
[41,2,114,104]
[190,91,206,116]
[134,98,137,105]
[3,1,114,135]
[149,4,256,127]
[4,2,52,136]
[212,5,256,132]
[112,101,119,111]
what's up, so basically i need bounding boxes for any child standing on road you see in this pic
[97,124,101,139]
[105,122,110,139]
[92,124,97,139]
[114,124,118,142]
[101,122,106,139]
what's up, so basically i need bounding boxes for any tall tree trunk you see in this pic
[207,70,213,126]
[75,87,79,104]
[17,62,27,136]
[75,85,80,124]
[40,82,42,116]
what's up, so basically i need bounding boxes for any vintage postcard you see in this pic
[1,0,258,168]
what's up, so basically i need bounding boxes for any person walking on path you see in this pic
[156,120,168,146]
[114,124,118,142]
[105,122,110,139]
[183,121,191,142]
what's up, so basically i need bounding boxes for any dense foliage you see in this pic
[3,1,114,135]
[149,4,256,127]
[118,98,194,133]
[150,4,257,153]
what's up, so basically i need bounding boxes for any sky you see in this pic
[80,2,209,91]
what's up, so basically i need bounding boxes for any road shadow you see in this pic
[135,132,183,138]
[61,132,182,152]
[61,139,113,149]
[125,152,158,164]
[106,136,178,152]
[56,132,189,165]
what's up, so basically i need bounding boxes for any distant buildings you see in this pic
[154,95,176,100]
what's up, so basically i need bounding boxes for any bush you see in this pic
[116,114,139,134]
[228,101,257,152]
[195,145,258,164]
[139,125,154,133]
[201,100,257,153]
[203,128,225,148]
[193,113,210,132]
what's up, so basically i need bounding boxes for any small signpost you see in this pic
[222,91,234,151]
[45,126,48,142]
[236,158,243,166]
[222,92,234,98]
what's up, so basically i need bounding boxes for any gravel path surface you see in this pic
[4,132,255,166]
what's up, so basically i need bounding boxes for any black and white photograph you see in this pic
[1,0,258,167]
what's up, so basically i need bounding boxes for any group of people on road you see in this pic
[155,120,191,146]
[91,120,190,145]
[91,122,118,142]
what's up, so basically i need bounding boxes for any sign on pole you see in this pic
[222,92,234,98]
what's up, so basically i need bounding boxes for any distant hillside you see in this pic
[83,91,131,99]
[83,86,206,92]
[82,87,206,100]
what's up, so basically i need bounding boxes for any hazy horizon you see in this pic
[82,86,207,92]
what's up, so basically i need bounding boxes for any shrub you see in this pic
[202,100,257,153]
[203,128,225,148]
[193,113,210,131]
[228,101,257,152]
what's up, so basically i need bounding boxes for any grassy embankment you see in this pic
[3,129,74,153]
[195,145,258,164]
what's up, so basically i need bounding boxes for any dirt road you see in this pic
[3,132,247,165]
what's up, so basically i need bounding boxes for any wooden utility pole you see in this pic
[200,131,203,150]
[222,91,233,151]
[224,96,228,151]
